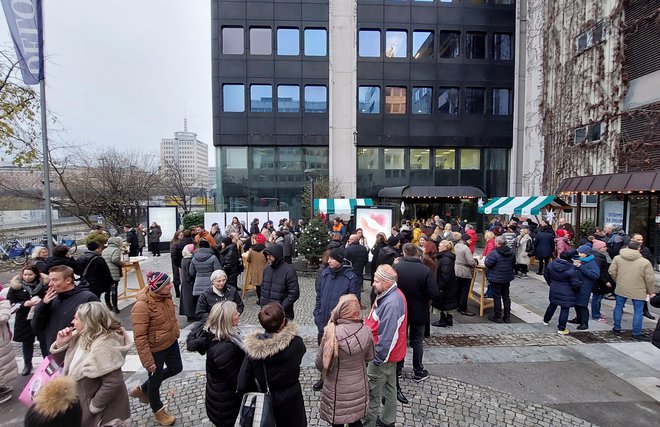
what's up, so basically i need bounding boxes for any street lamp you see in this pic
[304,168,321,219]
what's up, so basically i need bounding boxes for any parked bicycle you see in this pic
[0,238,28,265]
[26,233,78,256]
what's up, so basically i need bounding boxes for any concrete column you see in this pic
[329,0,357,198]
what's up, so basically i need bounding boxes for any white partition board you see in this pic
[148,207,178,243]
[248,212,269,232]
[204,212,226,233]
[268,211,290,226]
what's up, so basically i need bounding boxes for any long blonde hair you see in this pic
[76,302,122,350]
[204,301,238,341]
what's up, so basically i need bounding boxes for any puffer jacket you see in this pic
[314,265,360,333]
[543,259,580,307]
[533,228,555,258]
[592,250,614,295]
[465,228,477,253]
[102,237,123,281]
[195,285,245,322]
[246,244,267,287]
[609,248,655,300]
[365,284,407,365]
[130,287,180,368]
[316,321,374,425]
[148,225,162,243]
[188,330,245,427]
[434,250,460,311]
[189,247,222,296]
[573,254,600,306]
[7,274,48,342]
[260,244,300,319]
[454,241,476,279]
[0,300,18,386]
[484,245,515,284]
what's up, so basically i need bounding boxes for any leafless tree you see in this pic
[160,157,207,215]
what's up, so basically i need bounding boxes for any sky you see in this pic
[0,0,212,158]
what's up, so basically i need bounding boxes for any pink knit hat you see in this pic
[591,239,606,251]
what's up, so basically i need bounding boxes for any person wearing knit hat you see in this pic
[130,270,182,425]
[328,247,345,264]
[24,376,82,427]
[554,228,573,259]
[363,264,408,426]
[255,233,266,245]
[567,243,600,331]
[577,244,593,255]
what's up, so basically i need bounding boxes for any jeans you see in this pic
[537,257,550,274]
[363,362,397,427]
[489,282,511,320]
[591,294,604,319]
[613,295,645,336]
[574,306,590,327]
[140,341,183,412]
[544,303,570,330]
[397,323,426,376]
[457,277,472,312]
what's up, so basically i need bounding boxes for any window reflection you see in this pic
[304,29,327,56]
[304,86,327,113]
[277,28,299,56]
[385,31,407,58]
[385,87,407,114]
[439,31,460,58]
[435,149,456,170]
[357,148,379,170]
[224,147,247,169]
[438,87,459,114]
[223,84,245,112]
[359,30,381,57]
[413,31,434,59]
[461,149,481,170]
[250,85,272,112]
[464,88,485,114]
[252,147,275,169]
[493,33,512,60]
[466,32,486,59]
[250,28,272,55]
[492,88,510,115]
[222,27,244,54]
[358,86,381,114]
[410,149,430,170]
[412,87,432,114]
[278,85,300,112]
[384,149,405,169]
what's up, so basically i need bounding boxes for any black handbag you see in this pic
[235,363,276,427]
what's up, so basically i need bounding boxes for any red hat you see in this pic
[256,234,266,245]
[556,229,566,237]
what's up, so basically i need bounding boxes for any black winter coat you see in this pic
[484,246,516,284]
[533,229,555,258]
[7,276,47,342]
[220,244,240,287]
[174,237,195,268]
[650,294,660,350]
[260,244,300,319]
[344,242,369,276]
[394,257,439,325]
[377,246,400,267]
[592,251,614,295]
[370,242,386,277]
[543,259,580,307]
[125,229,139,255]
[195,285,245,322]
[45,255,81,275]
[434,251,460,311]
[188,330,245,427]
[314,265,360,332]
[76,251,114,297]
[31,286,99,351]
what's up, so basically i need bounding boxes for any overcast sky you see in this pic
[1,0,212,158]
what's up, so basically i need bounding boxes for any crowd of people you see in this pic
[0,213,657,426]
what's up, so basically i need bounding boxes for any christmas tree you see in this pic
[297,216,330,267]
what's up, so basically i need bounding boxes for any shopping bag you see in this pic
[18,355,62,406]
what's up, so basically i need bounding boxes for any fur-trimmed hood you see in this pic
[243,321,299,360]
[53,327,132,382]
[9,273,48,290]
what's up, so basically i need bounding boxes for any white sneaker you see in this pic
[557,329,569,335]
[543,321,549,326]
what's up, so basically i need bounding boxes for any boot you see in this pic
[396,388,409,404]
[432,312,447,327]
[104,292,113,311]
[154,407,176,426]
[445,313,453,327]
[643,301,656,320]
[174,283,181,299]
[130,387,149,404]
[21,364,32,376]
[111,287,120,313]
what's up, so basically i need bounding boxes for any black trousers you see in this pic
[536,257,550,274]
[150,242,161,256]
[140,341,183,413]
[457,277,472,312]
[489,281,511,320]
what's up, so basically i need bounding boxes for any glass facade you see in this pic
[304,29,327,56]
[277,28,300,55]
[250,28,272,55]
[359,86,381,113]
[385,31,407,58]
[359,30,380,57]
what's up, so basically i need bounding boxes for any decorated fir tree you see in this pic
[297,216,330,267]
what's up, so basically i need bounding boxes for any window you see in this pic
[250,85,272,112]
[277,28,299,56]
[465,32,486,59]
[412,31,434,59]
[277,85,300,112]
[574,126,588,144]
[252,147,275,169]
[357,148,379,169]
[304,29,327,56]
[591,121,604,141]
[384,149,405,169]
[593,21,606,44]
[224,147,247,169]
[358,86,381,114]
[410,149,430,170]
[460,149,480,170]
[439,31,460,58]
[464,88,485,114]
[385,87,406,114]
[359,30,380,57]
[492,88,510,115]
[223,84,245,112]
[575,33,589,54]
[385,31,407,58]
[222,27,244,54]
[412,87,432,114]
[304,86,327,113]
[575,20,607,55]
[569,194,598,207]
[493,33,512,60]
[438,87,459,114]
[250,28,272,55]
[435,149,456,169]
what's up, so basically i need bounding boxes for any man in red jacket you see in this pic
[363,265,408,427]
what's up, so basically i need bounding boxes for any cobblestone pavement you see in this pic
[128,368,593,427]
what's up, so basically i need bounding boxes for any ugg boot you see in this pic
[154,407,176,426]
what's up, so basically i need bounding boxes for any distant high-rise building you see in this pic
[160,121,209,188]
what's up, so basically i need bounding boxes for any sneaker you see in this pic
[0,392,11,404]
[130,386,149,404]
[557,329,569,335]
[543,321,549,326]
[413,370,429,383]
[521,273,528,278]
[598,317,608,324]
[611,328,622,334]
[576,324,588,331]
[632,334,651,342]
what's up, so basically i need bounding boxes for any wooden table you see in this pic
[468,265,494,316]
[118,257,147,300]
[241,252,257,299]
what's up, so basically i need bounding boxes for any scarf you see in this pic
[319,294,362,379]
[22,279,44,297]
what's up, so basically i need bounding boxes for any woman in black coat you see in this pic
[238,302,307,427]
[188,301,245,427]
[7,265,48,375]
[370,233,387,282]
[432,240,460,328]
[195,269,245,322]
[533,225,556,275]
[219,237,240,289]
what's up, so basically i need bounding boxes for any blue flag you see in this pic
[1,0,43,85]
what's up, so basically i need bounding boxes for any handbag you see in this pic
[18,355,62,406]
[235,363,277,427]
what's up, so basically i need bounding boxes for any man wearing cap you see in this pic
[130,271,182,426]
[312,247,361,390]
[567,245,600,330]
[260,243,300,320]
[363,264,407,427]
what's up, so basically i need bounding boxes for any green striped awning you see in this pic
[478,196,571,216]
[314,198,374,215]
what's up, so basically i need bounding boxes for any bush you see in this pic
[183,212,204,230]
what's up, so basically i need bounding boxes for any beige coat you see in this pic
[247,246,268,287]
[50,328,132,426]
[0,300,17,385]
[315,320,374,425]
[454,241,476,279]
[516,234,532,266]
[609,248,655,300]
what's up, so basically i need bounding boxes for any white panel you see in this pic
[225,212,248,231]
[268,211,290,226]
[148,207,177,243]
[247,212,269,233]
[204,212,226,234]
